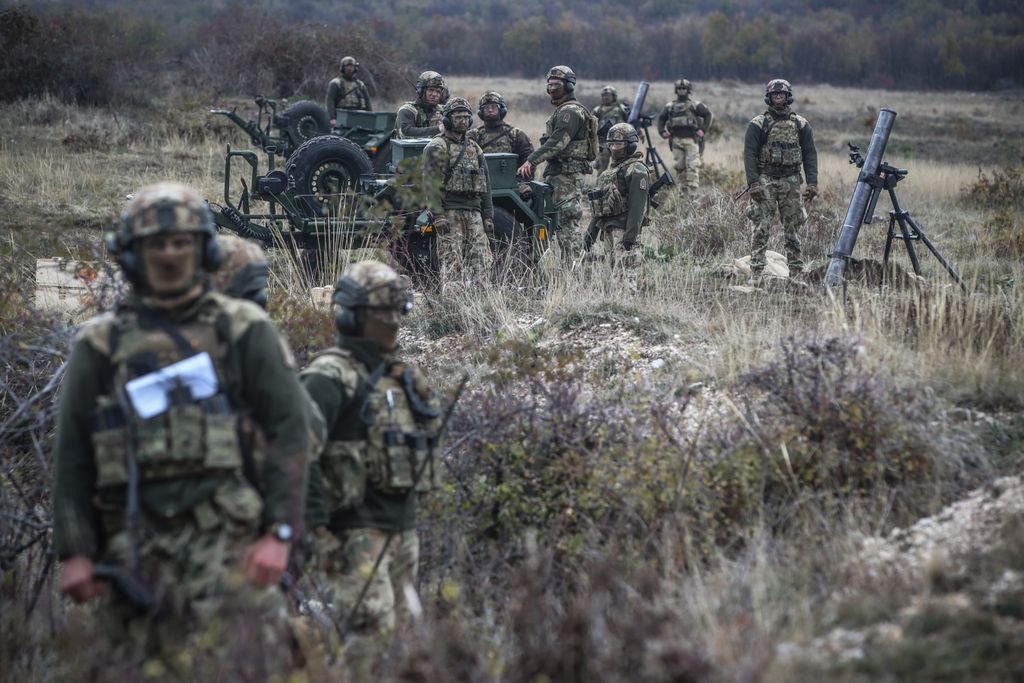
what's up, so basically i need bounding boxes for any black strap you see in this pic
[478,126,514,150]
[356,361,390,425]
[139,307,197,358]
[445,136,471,185]
[400,368,439,421]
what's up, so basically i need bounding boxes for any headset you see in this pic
[331,275,413,336]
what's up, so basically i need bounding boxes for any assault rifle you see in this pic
[94,562,166,616]
[626,81,674,207]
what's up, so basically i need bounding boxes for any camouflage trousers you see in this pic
[95,480,291,676]
[316,527,419,635]
[671,137,701,190]
[588,217,643,269]
[593,145,612,172]
[437,209,491,285]
[547,172,586,265]
[746,173,807,274]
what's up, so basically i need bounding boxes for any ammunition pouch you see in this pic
[320,440,367,511]
[363,377,442,495]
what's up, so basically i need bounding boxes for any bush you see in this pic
[963,165,1024,210]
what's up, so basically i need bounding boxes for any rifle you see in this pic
[94,562,166,617]
[648,172,673,209]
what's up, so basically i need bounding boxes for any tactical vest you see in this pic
[590,154,646,218]
[667,99,700,132]
[400,101,441,129]
[307,349,442,514]
[594,104,627,139]
[757,113,804,172]
[86,298,249,491]
[546,101,598,167]
[469,125,516,154]
[435,136,488,196]
[333,78,366,109]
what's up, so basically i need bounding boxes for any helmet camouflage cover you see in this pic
[674,79,692,91]
[601,85,617,98]
[416,70,446,93]
[210,234,269,304]
[119,182,215,246]
[765,78,794,106]
[340,55,359,70]
[333,260,412,312]
[546,65,577,88]
[443,96,472,117]
[606,122,639,145]
[479,91,507,109]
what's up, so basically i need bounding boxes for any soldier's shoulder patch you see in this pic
[639,176,648,190]
[560,112,571,123]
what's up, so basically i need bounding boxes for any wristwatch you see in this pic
[270,522,294,543]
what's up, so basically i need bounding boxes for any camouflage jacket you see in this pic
[528,97,598,176]
[743,108,817,185]
[52,291,310,560]
[587,150,649,244]
[421,130,494,217]
[396,100,442,139]
[657,97,713,138]
[467,123,534,167]
[301,338,441,533]
[326,76,371,113]
[592,102,630,141]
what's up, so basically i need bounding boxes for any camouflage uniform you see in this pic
[301,262,442,636]
[422,97,494,283]
[528,66,598,264]
[656,80,713,191]
[395,71,447,139]
[52,184,309,672]
[326,57,372,113]
[467,92,534,168]
[743,79,818,275]
[585,124,649,267]
[592,86,630,172]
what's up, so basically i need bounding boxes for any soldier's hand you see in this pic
[61,555,105,603]
[329,118,336,126]
[438,122,446,134]
[483,218,495,238]
[433,217,450,233]
[749,182,768,203]
[517,160,534,178]
[802,184,818,203]
[242,534,290,587]
[660,130,670,140]
[696,129,705,138]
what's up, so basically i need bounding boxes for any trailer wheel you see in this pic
[286,136,373,216]
[281,101,331,151]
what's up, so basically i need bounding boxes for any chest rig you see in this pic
[471,125,516,154]
[668,100,699,132]
[758,113,803,171]
[590,156,645,217]
[312,349,442,513]
[89,305,243,491]
[545,101,598,165]
[443,136,488,196]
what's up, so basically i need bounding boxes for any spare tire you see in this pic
[286,135,373,217]
[281,101,331,152]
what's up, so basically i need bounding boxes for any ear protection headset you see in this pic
[477,93,508,121]
[331,275,413,336]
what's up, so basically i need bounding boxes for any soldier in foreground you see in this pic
[743,78,818,281]
[657,79,714,192]
[421,96,494,284]
[467,91,534,170]
[584,123,650,266]
[53,183,309,671]
[517,65,598,265]
[300,261,443,637]
[396,70,448,139]
[592,85,630,172]
[326,56,372,126]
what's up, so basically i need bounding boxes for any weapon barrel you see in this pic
[627,82,650,128]
[824,108,897,287]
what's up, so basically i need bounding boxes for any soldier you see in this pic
[421,96,494,284]
[592,85,630,172]
[584,123,650,265]
[53,183,309,670]
[467,91,534,169]
[326,56,372,126]
[743,78,818,280]
[517,65,599,265]
[300,261,443,636]
[657,79,714,192]
[395,70,448,139]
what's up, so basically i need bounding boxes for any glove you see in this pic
[483,218,495,239]
[802,184,818,202]
[621,241,635,251]
[748,182,768,203]
[432,217,450,233]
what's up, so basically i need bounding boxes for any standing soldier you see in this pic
[743,78,818,281]
[395,70,448,139]
[53,183,309,671]
[467,91,534,170]
[300,261,443,637]
[421,96,494,284]
[326,56,373,126]
[584,123,650,265]
[657,79,714,193]
[592,85,630,172]
[517,65,599,265]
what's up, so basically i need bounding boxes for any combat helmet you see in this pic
[442,96,473,129]
[478,91,508,121]
[606,122,640,155]
[111,182,223,289]
[601,85,617,99]
[674,79,693,94]
[340,56,360,73]
[332,261,413,336]
[211,234,270,307]
[764,78,794,107]
[415,70,449,102]
[546,65,577,92]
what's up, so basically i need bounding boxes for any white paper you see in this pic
[124,351,220,419]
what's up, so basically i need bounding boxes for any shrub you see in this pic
[963,165,1024,210]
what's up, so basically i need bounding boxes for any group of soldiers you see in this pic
[54,184,438,672]
[327,57,818,281]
